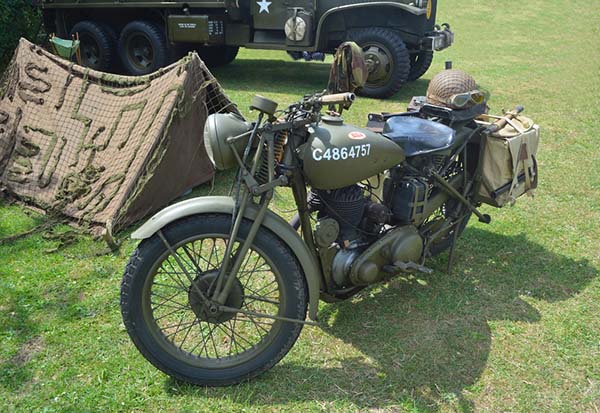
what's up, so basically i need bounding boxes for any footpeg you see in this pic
[383,261,434,275]
[478,214,491,224]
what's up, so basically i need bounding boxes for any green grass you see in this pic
[1,0,599,411]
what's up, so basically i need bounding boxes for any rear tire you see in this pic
[118,20,168,76]
[348,27,410,99]
[70,21,116,72]
[407,50,434,82]
[196,46,239,68]
[427,206,472,256]
[120,214,308,386]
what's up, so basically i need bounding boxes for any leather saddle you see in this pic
[382,116,459,157]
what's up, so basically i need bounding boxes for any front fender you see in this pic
[315,2,426,48]
[131,196,323,321]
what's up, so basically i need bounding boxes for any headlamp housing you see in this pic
[203,113,252,170]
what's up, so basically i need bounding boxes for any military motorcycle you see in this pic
[120,89,536,386]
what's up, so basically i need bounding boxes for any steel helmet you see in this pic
[426,69,486,109]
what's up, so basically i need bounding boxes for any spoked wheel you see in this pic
[419,157,473,256]
[422,198,472,257]
[121,214,307,386]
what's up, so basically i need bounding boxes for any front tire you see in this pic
[348,27,411,99]
[118,20,168,76]
[120,214,307,386]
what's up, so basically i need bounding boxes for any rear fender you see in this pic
[131,196,323,321]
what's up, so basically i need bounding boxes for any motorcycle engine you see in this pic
[310,185,367,245]
[309,184,391,287]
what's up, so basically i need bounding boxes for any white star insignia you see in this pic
[257,0,272,13]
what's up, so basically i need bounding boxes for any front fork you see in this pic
[155,110,274,307]
[212,190,272,304]
[210,120,279,305]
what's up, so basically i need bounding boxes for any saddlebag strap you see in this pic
[507,140,532,203]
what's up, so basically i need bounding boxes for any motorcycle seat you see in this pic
[382,116,458,157]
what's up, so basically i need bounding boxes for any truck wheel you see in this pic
[197,46,239,68]
[348,28,410,99]
[408,50,434,81]
[118,21,168,76]
[70,21,116,72]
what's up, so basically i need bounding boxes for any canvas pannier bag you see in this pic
[476,114,540,207]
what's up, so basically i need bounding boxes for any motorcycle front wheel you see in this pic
[120,214,308,386]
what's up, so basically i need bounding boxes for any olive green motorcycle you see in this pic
[120,90,529,386]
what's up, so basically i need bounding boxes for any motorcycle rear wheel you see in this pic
[424,198,472,256]
[120,214,307,386]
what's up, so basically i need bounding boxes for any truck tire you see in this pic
[408,50,434,81]
[118,21,168,76]
[196,46,239,68]
[70,21,116,72]
[348,28,410,99]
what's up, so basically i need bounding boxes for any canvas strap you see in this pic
[508,141,532,203]
[519,142,534,197]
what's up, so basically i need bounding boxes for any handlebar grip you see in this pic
[318,92,356,104]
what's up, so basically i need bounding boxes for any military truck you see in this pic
[38,0,453,98]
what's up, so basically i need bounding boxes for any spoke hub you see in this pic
[188,271,244,324]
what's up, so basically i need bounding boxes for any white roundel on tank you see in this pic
[348,131,367,140]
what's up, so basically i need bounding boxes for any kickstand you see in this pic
[446,221,461,274]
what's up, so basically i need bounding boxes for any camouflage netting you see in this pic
[0,38,239,233]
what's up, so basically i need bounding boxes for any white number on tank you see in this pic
[312,144,371,161]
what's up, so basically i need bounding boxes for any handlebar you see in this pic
[486,105,524,134]
[316,92,356,105]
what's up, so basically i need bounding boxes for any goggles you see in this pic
[430,89,489,108]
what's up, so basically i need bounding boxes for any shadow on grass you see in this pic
[212,58,430,103]
[166,227,597,411]
[0,289,43,390]
[0,209,105,390]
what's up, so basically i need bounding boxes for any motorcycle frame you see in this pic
[206,108,491,317]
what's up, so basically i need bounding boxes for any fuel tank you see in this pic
[300,116,405,190]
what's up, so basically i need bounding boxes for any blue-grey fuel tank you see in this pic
[300,116,405,190]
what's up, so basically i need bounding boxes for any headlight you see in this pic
[415,0,428,8]
[284,16,307,42]
[203,113,252,170]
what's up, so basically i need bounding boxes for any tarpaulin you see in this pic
[0,38,238,232]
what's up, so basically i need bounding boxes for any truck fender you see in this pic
[131,196,323,321]
[315,2,425,48]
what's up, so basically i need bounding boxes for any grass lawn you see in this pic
[1,0,599,411]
